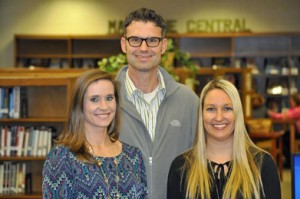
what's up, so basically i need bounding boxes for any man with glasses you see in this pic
[116,8,199,199]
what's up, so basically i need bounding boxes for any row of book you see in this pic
[0,87,28,119]
[17,58,99,68]
[0,126,53,157]
[0,162,26,194]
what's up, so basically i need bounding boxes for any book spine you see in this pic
[13,86,21,119]
[32,128,39,157]
[6,129,11,157]
[16,126,25,157]
[9,88,14,118]
[23,128,30,156]
[47,128,52,155]
[0,126,4,156]
[2,88,10,118]
[0,164,3,194]
[20,87,28,118]
[0,88,3,118]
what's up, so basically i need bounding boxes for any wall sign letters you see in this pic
[108,18,251,34]
[186,19,251,33]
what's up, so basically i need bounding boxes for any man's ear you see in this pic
[161,38,168,55]
[121,37,127,53]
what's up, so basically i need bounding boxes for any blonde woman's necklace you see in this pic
[209,160,231,199]
[209,160,221,199]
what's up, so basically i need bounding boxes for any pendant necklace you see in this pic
[96,157,120,199]
[89,147,120,199]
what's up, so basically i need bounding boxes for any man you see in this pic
[116,8,199,199]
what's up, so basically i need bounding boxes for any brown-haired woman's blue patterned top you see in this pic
[42,142,148,199]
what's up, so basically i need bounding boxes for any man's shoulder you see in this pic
[170,82,199,100]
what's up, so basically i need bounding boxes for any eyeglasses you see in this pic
[125,36,163,47]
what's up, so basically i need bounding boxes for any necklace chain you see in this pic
[89,147,120,199]
[96,158,119,199]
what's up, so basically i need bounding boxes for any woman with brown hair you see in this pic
[42,70,147,198]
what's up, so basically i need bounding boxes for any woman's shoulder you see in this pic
[43,145,79,174]
[255,150,277,169]
[121,142,143,157]
[171,150,192,170]
[47,145,69,155]
[46,145,75,162]
[122,142,140,151]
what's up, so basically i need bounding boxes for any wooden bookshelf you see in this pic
[0,68,88,198]
[173,67,253,119]
[13,32,300,113]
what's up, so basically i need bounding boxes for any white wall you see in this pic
[0,0,300,67]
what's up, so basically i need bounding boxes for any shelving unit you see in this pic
[168,33,233,67]
[168,33,300,112]
[14,32,300,113]
[14,35,122,68]
[173,67,253,119]
[0,68,88,199]
[235,34,300,112]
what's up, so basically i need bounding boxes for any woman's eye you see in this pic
[90,97,99,102]
[206,107,215,112]
[106,95,114,101]
[224,106,233,111]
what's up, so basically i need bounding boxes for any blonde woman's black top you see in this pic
[167,151,281,199]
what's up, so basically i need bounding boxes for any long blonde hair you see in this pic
[183,78,265,199]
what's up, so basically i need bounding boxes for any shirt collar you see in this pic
[125,69,166,99]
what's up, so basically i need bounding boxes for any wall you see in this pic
[0,0,300,67]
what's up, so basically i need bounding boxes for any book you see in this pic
[6,129,11,156]
[31,128,40,157]
[10,163,17,193]
[16,163,26,193]
[20,87,28,118]
[29,58,43,67]
[3,161,11,194]
[0,127,4,156]
[16,126,25,157]
[9,87,14,118]
[0,127,7,156]
[40,127,48,156]
[9,126,18,156]
[27,127,35,156]
[47,128,53,155]
[82,59,95,68]
[23,128,30,156]
[25,173,32,194]
[49,58,61,68]
[1,87,10,118]
[0,164,4,194]
[37,128,44,156]
[0,88,3,118]
[13,86,21,119]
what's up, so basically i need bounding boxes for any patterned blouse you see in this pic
[42,142,148,199]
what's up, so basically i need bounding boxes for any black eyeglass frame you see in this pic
[125,36,163,47]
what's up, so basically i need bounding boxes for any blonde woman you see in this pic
[167,78,281,199]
